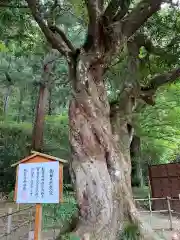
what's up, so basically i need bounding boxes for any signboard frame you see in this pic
[11,151,66,240]
[16,162,60,204]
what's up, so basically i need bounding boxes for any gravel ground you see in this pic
[139,211,180,239]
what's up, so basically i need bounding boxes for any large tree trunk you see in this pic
[68,54,161,240]
[68,55,119,239]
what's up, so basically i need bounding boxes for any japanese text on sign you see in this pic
[16,162,59,203]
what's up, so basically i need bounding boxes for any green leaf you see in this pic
[70,235,80,240]
[0,41,9,52]
[138,46,147,59]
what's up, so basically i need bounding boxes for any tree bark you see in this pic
[68,55,119,239]
[110,94,135,191]
[107,41,161,239]
[31,50,58,151]
[48,85,53,115]
[110,38,140,191]
[68,53,161,240]
[32,83,49,151]
[30,84,37,122]
[131,135,144,187]
[3,85,11,117]
[17,87,25,123]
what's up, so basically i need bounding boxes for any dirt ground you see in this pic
[140,211,180,239]
[0,202,180,239]
[0,202,35,240]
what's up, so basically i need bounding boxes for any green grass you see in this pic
[119,222,140,240]
[132,186,150,199]
[133,186,150,209]
[42,186,150,233]
[42,193,77,230]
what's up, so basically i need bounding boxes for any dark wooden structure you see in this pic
[149,163,180,212]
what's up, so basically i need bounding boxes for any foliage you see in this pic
[44,114,70,159]
[0,114,70,193]
[119,222,140,240]
[8,190,14,201]
[43,193,77,229]
[0,121,31,193]
[132,187,149,199]
[136,82,180,166]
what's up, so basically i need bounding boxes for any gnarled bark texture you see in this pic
[68,53,162,240]
[69,56,118,239]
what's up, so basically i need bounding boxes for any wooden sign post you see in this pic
[11,151,67,240]
[34,204,42,240]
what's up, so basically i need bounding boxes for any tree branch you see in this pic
[86,0,103,19]
[132,33,180,65]
[0,3,28,8]
[142,67,180,91]
[104,0,130,22]
[140,67,180,105]
[25,0,75,58]
[49,25,75,53]
[47,0,59,26]
[5,72,13,84]
[85,0,103,50]
[134,33,165,55]
[122,0,162,38]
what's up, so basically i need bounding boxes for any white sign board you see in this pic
[16,162,59,203]
[28,231,34,240]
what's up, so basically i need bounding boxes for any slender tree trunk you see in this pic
[31,49,58,151]
[32,83,49,151]
[48,85,53,115]
[0,95,3,116]
[136,157,144,187]
[30,85,37,123]
[3,86,11,117]
[131,135,144,187]
[17,87,25,123]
